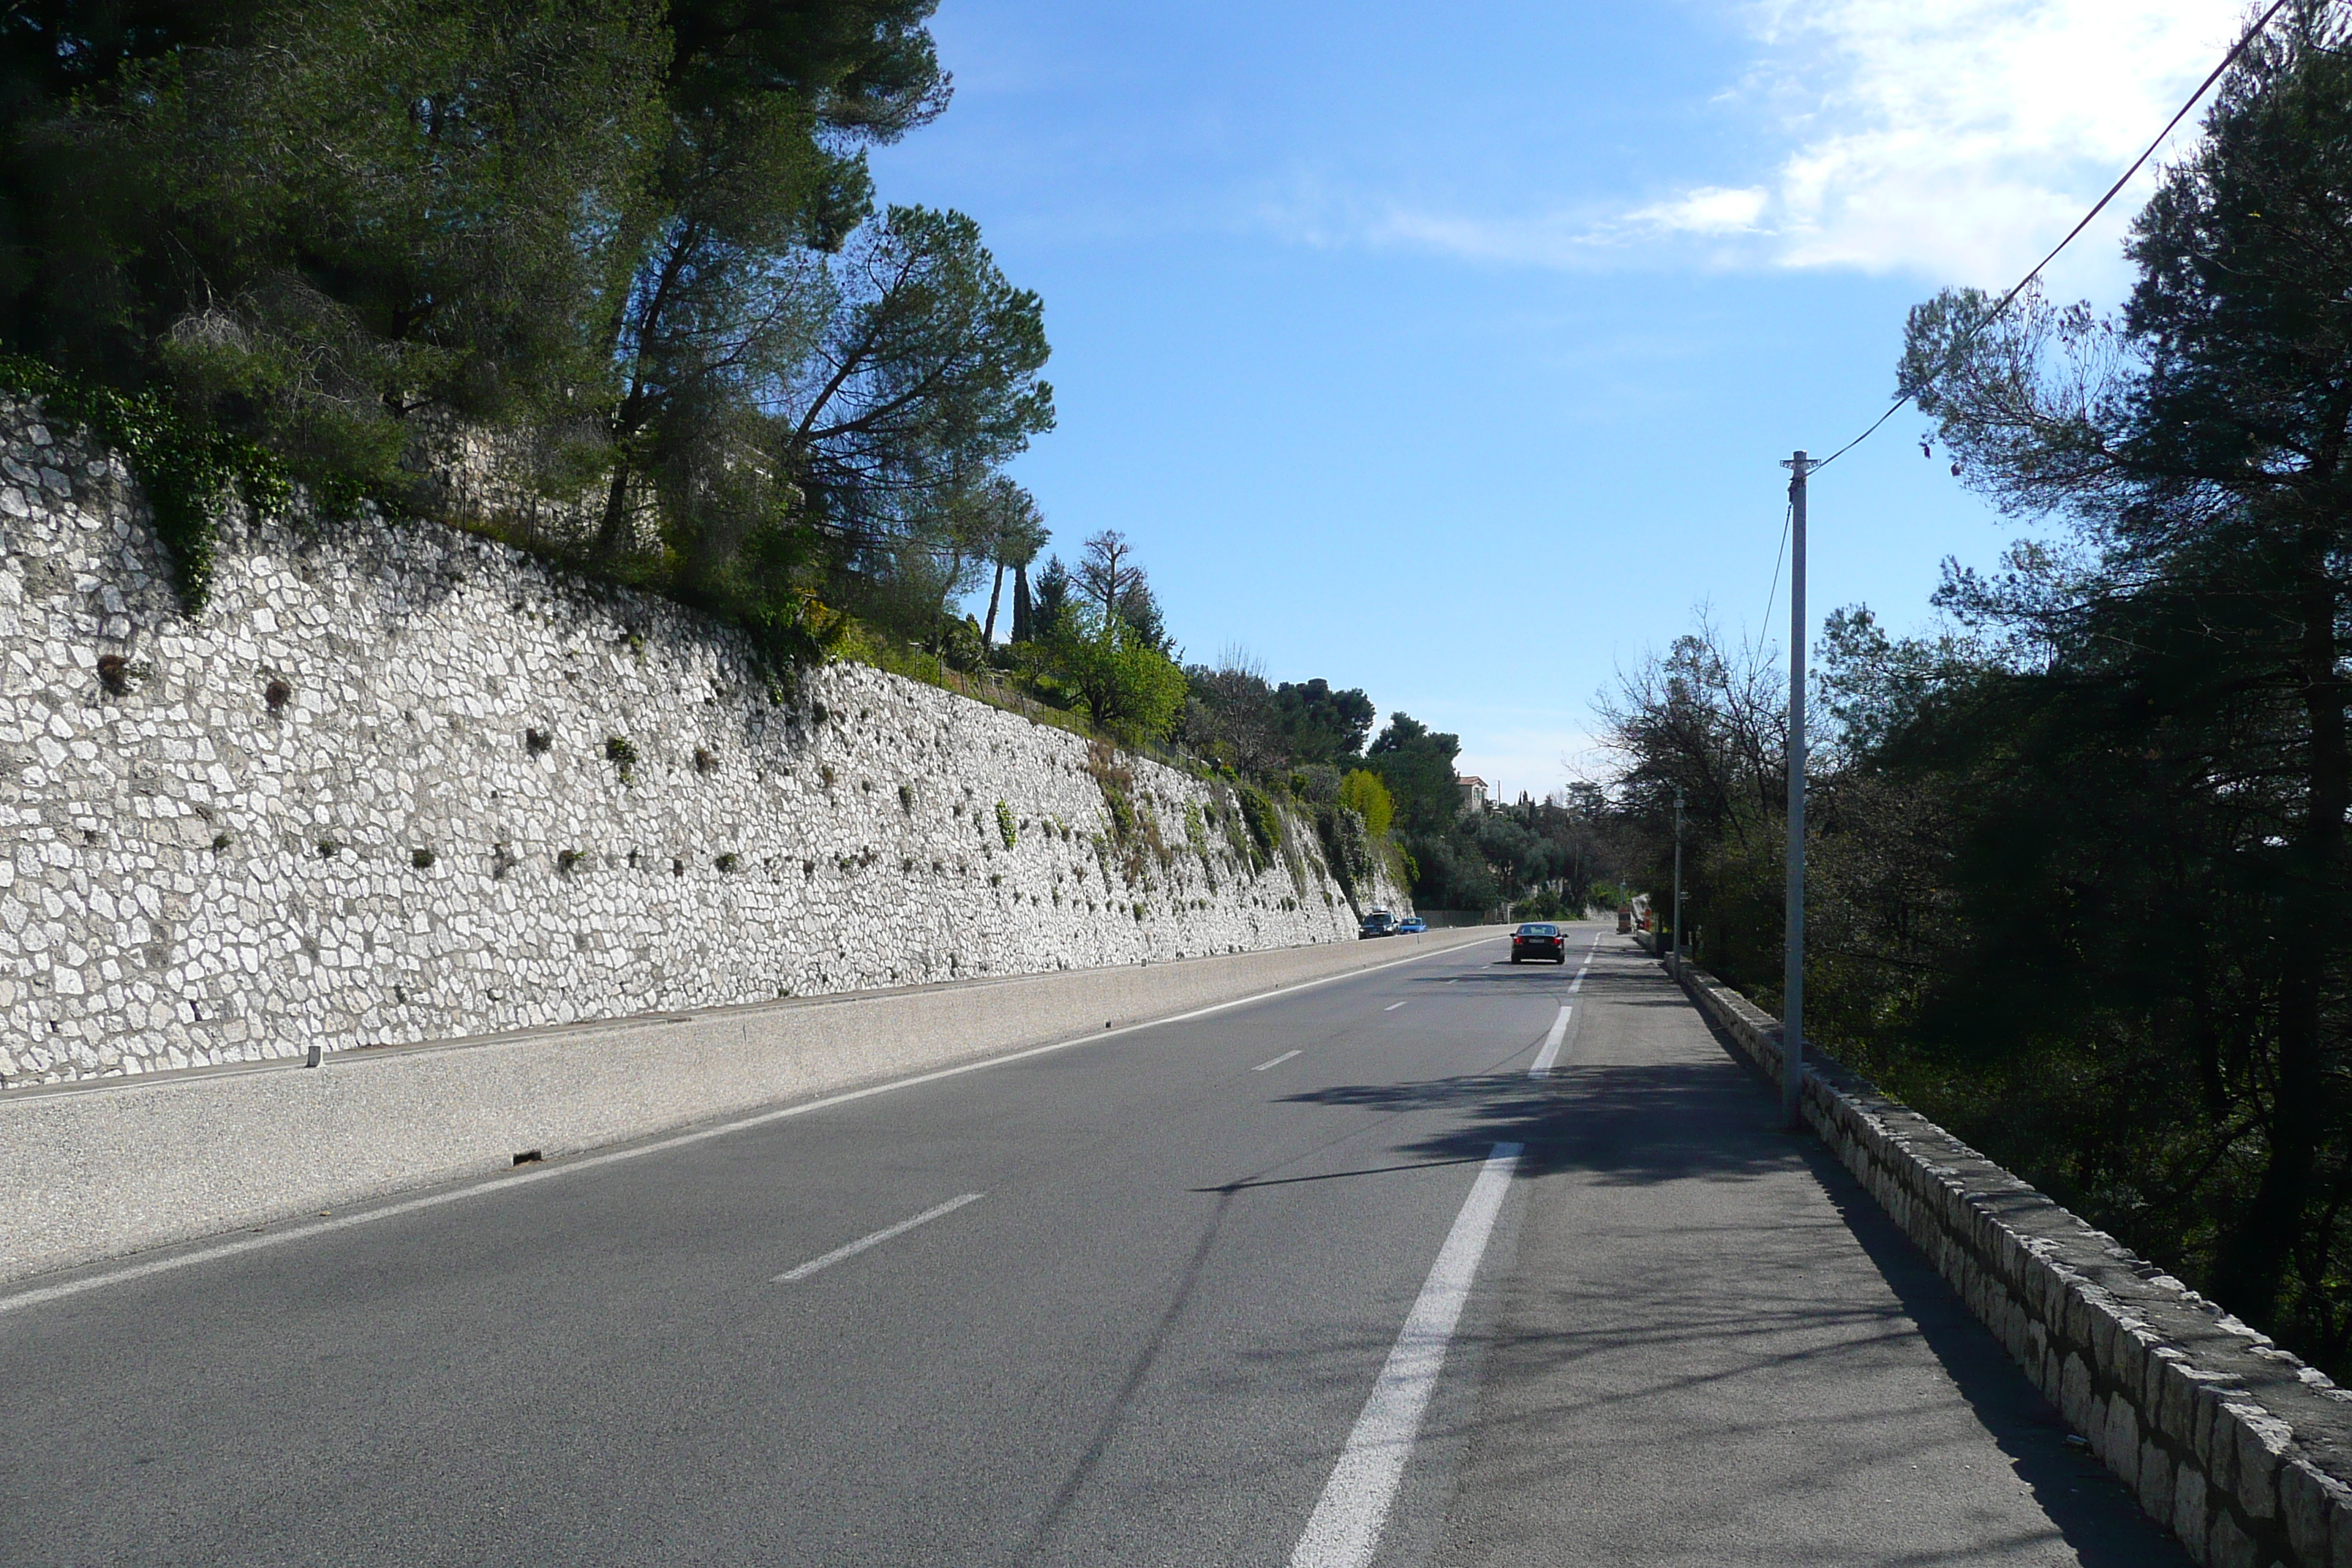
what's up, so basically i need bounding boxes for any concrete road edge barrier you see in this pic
[2,929,1503,1286]
[1646,935,2352,1568]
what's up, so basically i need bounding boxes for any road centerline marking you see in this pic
[1383,1001,1406,1011]
[1529,1006,1574,1076]
[1254,1050,1302,1071]
[1,933,1505,1316]
[1289,1141,1524,1568]
[773,1193,984,1284]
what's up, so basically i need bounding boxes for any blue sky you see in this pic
[868,0,2240,796]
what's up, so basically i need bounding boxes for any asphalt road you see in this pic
[1,927,2188,1567]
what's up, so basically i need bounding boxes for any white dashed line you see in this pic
[773,1193,984,1284]
[1254,1050,1303,1071]
[1384,1002,1406,1012]
[0,936,1505,1317]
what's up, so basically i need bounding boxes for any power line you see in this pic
[1754,497,1791,666]
[1805,0,2296,478]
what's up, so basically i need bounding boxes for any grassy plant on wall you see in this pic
[1236,785,1280,867]
[996,799,1017,849]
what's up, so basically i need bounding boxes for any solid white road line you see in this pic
[0,934,1503,1316]
[1568,946,1595,994]
[1255,1050,1303,1072]
[1289,1142,1524,1568]
[773,1193,984,1284]
[1529,1006,1574,1077]
[1383,1001,1406,1012]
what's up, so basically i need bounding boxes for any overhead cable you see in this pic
[1805,0,2297,478]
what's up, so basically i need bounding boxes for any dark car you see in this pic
[1511,922,1567,963]
[1398,916,1427,934]
[1360,910,1400,938]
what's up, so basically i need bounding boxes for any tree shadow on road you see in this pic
[1270,1058,1801,1188]
[1243,1001,2189,1565]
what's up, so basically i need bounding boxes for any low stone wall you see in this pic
[1664,949,2352,1568]
[0,399,1406,1088]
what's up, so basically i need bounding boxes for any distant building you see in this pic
[1456,774,1488,816]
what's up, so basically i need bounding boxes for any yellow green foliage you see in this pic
[1339,769,1394,839]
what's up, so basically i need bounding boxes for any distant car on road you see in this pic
[1397,916,1427,934]
[1360,910,1400,938]
[1511,922,1567,964]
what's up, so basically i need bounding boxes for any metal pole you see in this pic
[1672,789,1684,979]
[1781,450,1809,1128]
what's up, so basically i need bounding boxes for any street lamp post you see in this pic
[1779,450,1813,1129]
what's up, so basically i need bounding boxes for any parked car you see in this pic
[1397,916,1427,934]
[1360,910,1400,938]
[1511,922,1567,963]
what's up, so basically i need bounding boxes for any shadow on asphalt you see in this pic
[1275,1066,1796,1186]
[1246,973,2188,1565]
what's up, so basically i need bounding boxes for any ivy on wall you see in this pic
[0,358,289,609]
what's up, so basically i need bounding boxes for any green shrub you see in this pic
[1048,608,1186,743]
[1338,769,1395,840]
[996,799,1018,849]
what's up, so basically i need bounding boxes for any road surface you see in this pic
[1,926,2185,1566]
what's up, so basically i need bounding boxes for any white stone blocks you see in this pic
[0,399,1409,1090]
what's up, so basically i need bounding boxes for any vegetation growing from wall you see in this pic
[0,1,1497,932]
[0,0,1048,664]
[0,357,287,606]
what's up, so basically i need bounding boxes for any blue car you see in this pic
[1398,916,1427,934]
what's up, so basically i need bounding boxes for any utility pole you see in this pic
[1672,788,1686,979]
[1779,450,1812,1128]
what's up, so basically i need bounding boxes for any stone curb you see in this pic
[1653,941,2352,1568]
[1,927,1502,1285]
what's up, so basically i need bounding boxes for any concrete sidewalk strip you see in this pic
[1,929,1501,1286]
[1422,934,2189,1568]
[1656,938,2329,1568]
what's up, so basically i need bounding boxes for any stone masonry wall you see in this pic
[1662,946,2352,1568]
[0,401,1406,1087]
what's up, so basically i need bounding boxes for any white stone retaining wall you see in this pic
[0,399,1406,1088]
[1662,946,2352,1568]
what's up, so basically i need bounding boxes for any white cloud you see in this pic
[1365,0,2238,283]
[1628,184,1771,235]
[1751,0,2234,276]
